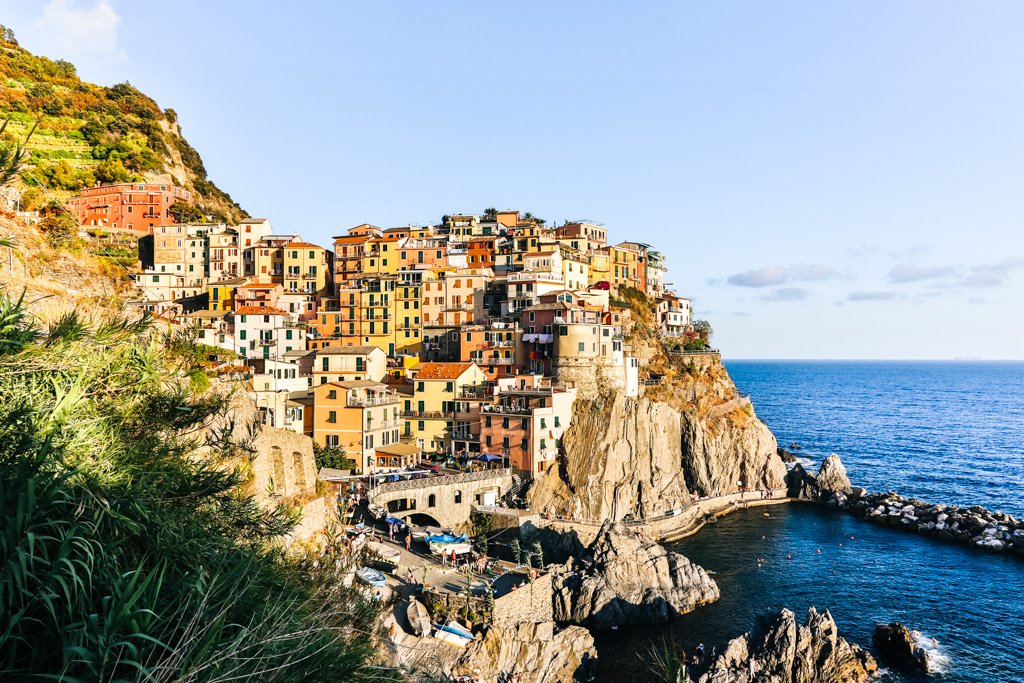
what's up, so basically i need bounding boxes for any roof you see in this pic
[234,306,290,316]
[209,277,248,286]
[522,302,571,312]
[319,467,355,480]
[328,380,387,389]
[315,345,380,356]
[374,442,421,457]
[285,241,324,249]
[183,309,227,319]
[415,362,474,380]
[282,349,314,359]
[239,281,278,289]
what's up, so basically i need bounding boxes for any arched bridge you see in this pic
[369,468,514,528]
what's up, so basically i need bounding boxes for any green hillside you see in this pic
[0,25,246,223]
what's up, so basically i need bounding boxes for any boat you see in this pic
[355,566,387,588]
[425,532,467,544]
[406,599,431,637]
[432,620,474,647]
[384,516,406,529]
[365,541,401,568]
[368,504,387,520]
[429,541,473,556]
[411,525,445,541]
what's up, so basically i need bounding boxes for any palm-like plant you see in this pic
[0,141,26,187]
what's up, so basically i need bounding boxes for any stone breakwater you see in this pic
[827,488,1024,556]
[791,454,1024,558]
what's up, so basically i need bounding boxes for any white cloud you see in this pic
[759,287,810,302]
[33,0,126,66]
[887,263,955,284]
[726,264,836,288]
[848,290,899,302]
[960,256,1024,288]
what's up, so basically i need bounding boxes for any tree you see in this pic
[94,158,131,184]
[38,202,80,250]
[313,442,355,471]
[168,200,204,223]
[692,319,713,344]
[482,207,497,220]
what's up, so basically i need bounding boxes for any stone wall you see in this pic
[492,573,554,627]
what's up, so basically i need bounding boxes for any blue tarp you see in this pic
[475,453,503,462]
[425,533,467,544]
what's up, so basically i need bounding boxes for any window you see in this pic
[485,416,491,427]
[328,390,337,399]
[444,382,454,393]
[286,330,293,340]
[540,438,547,449]
[540,418,547,429]
[322,358,329,371]
[240,330,247,340]
[416,381,425,392]
[555,416,561,428]
[521,418,528,429]
[578,342,585,352]
[327,411,337,423]
[428,494,436,507]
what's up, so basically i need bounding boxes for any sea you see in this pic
[596,361,1024,683]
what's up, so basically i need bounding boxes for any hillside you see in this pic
[0,26,245,223]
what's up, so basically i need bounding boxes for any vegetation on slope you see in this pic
[0,26,245,223]
[0,294,397,682]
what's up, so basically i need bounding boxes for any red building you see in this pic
[70,182,193,233]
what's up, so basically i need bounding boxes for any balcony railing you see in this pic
[400,410,449,419]
[481,404,532,416]
[348,394,401,407]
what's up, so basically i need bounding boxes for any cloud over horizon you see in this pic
[848,290,899,302]
[727,264,836,288]
[887,263,955,284]
[759,287,810,302]
[961,256,1024,288]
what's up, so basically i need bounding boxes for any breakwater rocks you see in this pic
[790,454,1024,558]
[551,521,720,629]
[872,622,932,673]
[689,608,877,683]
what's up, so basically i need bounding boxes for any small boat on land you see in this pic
[355,566,387,587]
[406,599,431,637]
[429,541,473,556]
[425,532,467,544]
[368,504,387,520]
[411,525,447,541]
[432,620,474,647]
[365,541,401,568]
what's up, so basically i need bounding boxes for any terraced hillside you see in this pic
[0,27,245,223]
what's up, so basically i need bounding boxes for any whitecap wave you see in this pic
[911,630,952,675]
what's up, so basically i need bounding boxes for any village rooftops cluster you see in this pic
[111,206,694,478]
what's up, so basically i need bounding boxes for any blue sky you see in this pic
[5,1,1024,359]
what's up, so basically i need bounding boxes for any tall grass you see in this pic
[0,293,399,682]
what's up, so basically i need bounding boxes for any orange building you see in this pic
[70,182,192,233]
[467,237,497,269]
[311,380,407,473]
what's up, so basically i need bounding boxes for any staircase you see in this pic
[501,473,531,506]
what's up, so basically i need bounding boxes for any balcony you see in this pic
[450,432,480,442]
[481,403,532,416]
[400,410,449,419]
[348,393,401,407]
[303,272,318,280]
[458,385,496,400]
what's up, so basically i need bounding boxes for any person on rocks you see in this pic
[748,656,759,682]
[696,642,705,662]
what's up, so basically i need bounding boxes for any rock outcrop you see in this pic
[815,454,852,495]
[872,622,931,673]
[786,454,850,503]
[453,621,595,683]
[528,357,787,522]
[551,522,719,629]
[695,608,876,683]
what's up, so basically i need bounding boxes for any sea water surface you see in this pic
[597,361,1024,683]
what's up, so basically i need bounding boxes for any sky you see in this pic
[4,1,1024,359]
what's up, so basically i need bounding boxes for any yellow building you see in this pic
[402,362,486,453]
[610,243,642,290]
[396,270,427,356]
[283,241,332,297]
[361,236,404,276]
[206,276,248,311]
[335,275,400,356]
[588,248,612,286]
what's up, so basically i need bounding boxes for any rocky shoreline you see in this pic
[789,454,1024,559]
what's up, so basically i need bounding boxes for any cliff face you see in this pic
[454,621,595,683]
[528,358,786,521]
[550,522,720,628]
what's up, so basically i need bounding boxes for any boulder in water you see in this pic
[872,622,931,673]
[816,454,852,495]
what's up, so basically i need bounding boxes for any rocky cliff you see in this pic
[529,358,786,521]
[694,608,877,683]
[550,522,719,629]
[453,621,595,683]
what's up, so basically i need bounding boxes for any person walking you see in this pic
[405,532,412,551]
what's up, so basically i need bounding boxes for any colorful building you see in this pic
[311,381,405,473]
[71,182,192,233]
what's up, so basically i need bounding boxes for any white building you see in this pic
[231,306,306,361]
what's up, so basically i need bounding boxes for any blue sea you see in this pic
[597,361,1024,683]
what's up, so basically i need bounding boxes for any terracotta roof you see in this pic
[333,235,371,243]
[183,309,227,319]
[234,306,290,316]
[315,345,379,356]
[239,282,277,289]
[209,277,248,286]
[285,241,324,249]
[415,362,474,380]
